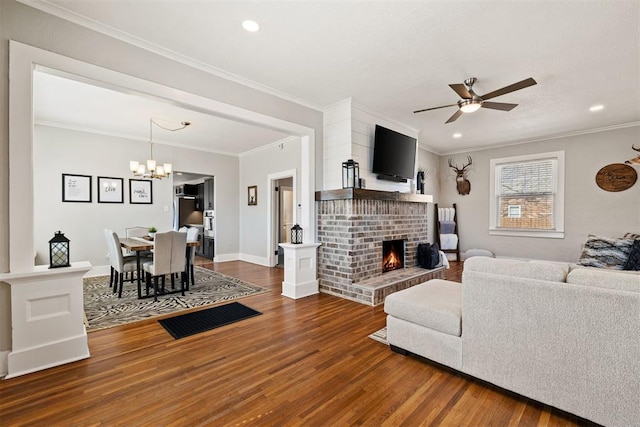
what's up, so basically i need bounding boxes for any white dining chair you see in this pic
[186,227,199,288]
[143,231,187,301]
[104,229,138,298]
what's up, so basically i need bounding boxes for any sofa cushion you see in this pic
[384,279,461,336]
[463,257,569,282]
[567,267,640,293]
[576,234,634,270]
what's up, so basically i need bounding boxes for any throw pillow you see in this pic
[624,232,640,240]
[623,239,640,271]
[577,235,634,270]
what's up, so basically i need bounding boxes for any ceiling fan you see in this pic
[414,77,537,123]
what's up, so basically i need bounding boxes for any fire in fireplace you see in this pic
[382,239,405,273]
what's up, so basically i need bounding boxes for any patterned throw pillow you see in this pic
[624,239,640,271]
[577,235,634,270]
[624,232,640,240]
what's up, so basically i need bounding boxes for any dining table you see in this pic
[120,236,200,299]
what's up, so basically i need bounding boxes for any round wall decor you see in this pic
[595,163,637,192]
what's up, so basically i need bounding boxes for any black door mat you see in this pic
[158,302,262,339]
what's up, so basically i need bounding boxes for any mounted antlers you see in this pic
[625,145,640,165]
[448,156,473,195]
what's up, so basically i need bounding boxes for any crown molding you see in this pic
[35,120,240,157]
[238,135,299,158]
[436,121,640,156]
[18,0,323,112]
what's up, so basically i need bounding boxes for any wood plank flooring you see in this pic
[0,261,595,426]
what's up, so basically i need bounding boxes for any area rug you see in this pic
[369,327,388,345]
[158,302,262,339]
[83,266,268,332]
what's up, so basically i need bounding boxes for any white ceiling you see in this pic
[28,0,640,155]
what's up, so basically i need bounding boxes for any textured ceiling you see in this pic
[27,0,640,154]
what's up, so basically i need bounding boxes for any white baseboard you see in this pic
[213,253,239,263]
[238,253,271,267]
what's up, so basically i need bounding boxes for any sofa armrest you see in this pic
[461,270,640,427]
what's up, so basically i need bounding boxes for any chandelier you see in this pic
[130,118,190,179]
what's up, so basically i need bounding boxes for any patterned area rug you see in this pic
[369,327,388,345]
[83,266,269,332]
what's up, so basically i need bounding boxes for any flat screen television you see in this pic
[372,125,417,182]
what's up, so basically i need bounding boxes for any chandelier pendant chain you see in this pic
[129,118,191,180]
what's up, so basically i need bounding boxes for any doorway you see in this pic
[275,178,294,267]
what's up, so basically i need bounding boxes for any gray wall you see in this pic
[438,126,640,262]
[417,146,442,244]
[34,125,240,269]
[239,138,302,264]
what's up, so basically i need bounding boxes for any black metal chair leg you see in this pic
[118,272,124,298]
[153,276,159,302]
[190,264,195,289]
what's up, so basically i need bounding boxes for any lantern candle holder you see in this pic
[342,159,360,189]
[291,224,303,244]
[49,230,70,268]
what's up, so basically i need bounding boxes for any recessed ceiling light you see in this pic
[590,104,604,112]
[453,133,462,138]
[242,20,260,32]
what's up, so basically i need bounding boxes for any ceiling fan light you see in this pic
[459,100,482,113]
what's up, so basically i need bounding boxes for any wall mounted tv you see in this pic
[372,125,417,182]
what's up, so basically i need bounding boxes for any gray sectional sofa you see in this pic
[384,257,640,427]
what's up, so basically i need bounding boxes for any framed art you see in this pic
[97,176,124,203]
[248,185,257,206]
[62,173,92,203]
[130,179,153,204]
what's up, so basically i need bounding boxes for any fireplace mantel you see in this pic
[315,188,433,203]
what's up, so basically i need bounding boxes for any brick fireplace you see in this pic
[316,189,445,305]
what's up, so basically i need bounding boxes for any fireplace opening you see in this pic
[382,239,405,273]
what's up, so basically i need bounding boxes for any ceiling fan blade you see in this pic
[449,83,472,99]
[480,77,537,100]
[481,101,518,111]
[445,109,463,124]
[413,103,458,113]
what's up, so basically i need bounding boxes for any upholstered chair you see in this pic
[143,231,187,301]
[104,229,138,298]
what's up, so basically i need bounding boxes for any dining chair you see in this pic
[124,226,153,281]
[185,227,200,288]
[104,229,138,297]
[143,231,187,301]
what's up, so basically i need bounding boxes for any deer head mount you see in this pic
[625,145,640,165]
[449,156,472,195]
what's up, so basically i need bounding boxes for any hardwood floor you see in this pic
[0,261,594,426]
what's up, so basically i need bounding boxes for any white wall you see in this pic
[239,138,302,265]
[322,98,421,192]
[438,125,640,262]
[34,125,241,270]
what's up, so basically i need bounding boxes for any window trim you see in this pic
[489,151,565,239]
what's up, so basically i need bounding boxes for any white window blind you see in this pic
[489,151,564,238]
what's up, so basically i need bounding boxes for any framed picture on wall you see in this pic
[248,185,257,206]
[97,176,124,203]
[129,179,153,204]
[62,173,92,203]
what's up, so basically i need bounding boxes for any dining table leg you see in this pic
[136,251,142,299]
[184,247,192,291]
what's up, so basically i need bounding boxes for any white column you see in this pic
[280,243,321,299]
[0,262,92,378]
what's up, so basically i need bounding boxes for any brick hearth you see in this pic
[316,189,444,305]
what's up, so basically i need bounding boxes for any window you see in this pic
[489,151,564,238]
[507,205,521,218]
